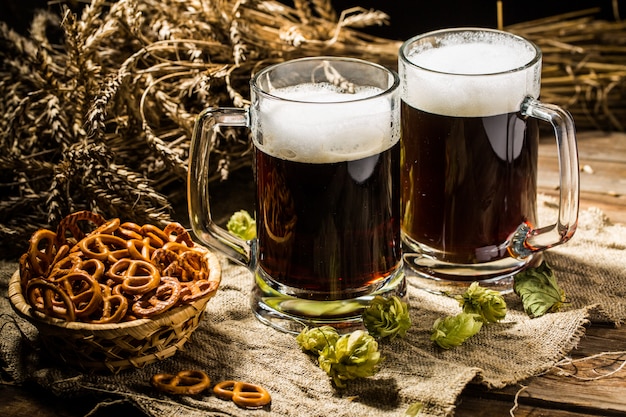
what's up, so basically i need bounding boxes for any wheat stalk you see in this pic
[1,0,624,259]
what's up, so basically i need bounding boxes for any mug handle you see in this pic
[187,107,254,267]
[509,97,580,259]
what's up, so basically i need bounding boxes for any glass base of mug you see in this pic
[402,243,542,295]
[250,265,407,335]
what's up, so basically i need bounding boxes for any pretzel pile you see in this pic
[19,210,220,323]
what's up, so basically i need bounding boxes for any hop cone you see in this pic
[318,330,382,388]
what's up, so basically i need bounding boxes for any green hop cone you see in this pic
[431,312,483,349]
[318,330,382,388]
[226,210,256,240]
[362,295,411,340]
[296,326,340,355]
[456,282,507,323]
[514,261,566,318]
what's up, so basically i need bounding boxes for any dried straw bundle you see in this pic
[1,1,624,259]
[506,7,626,131]
[0,0,397,258]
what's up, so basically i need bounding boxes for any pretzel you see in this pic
[56,210,107,246]
[48,254,105,282]
[155,244,220,283]
[106,258,161,295]
[25,278,77,322]
[141,224,170,247]
[88,284,129,324]
[127,237,160,262]
[180,279,218,303]
[54,271,103,318]
[88,217,121,237]
[131,276,181,317]
[213,380,271,409]
[163,222,194,246]
[18,253,32,288]
[116,222,144,241]
[27,229,59,277]
[77,233,130,264]
[151,370,211,395]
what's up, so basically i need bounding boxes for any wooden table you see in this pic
[2,131,625,417]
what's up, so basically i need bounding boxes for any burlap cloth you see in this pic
[1,196,624,417]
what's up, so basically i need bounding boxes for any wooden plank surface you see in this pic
[456,323,626,416]
[538,131,626,225]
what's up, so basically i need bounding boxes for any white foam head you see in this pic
[400,30,541,117]
[252,83,399,163]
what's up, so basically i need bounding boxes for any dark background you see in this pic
[332,0,618,40]
[3,1,620,39]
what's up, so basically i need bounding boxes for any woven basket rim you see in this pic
[8,269,220,333]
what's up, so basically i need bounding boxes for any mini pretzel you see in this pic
[77,233,130,264]
[26,278,77,322]
[180,279,218,303]
[127,237,160,262]
[56,210,107,246]
[27,229,59,277]
[163,222,194,246]
[141,224,170,247]
[131,276,181,317]
[54,271,103,318]
[117,222,144,240]
[151,370,211,395]
[106,258,161,295]
[48,254,105,282]
[213,380,271,409]
[89,284,128,324]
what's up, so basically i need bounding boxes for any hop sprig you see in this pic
[297,327,382,388]
[226,209,256,240]
[318,330,382,388]
[296,325,339,355]
[362,295,411,340]
[431,313,483,350]
[456,282,507,323]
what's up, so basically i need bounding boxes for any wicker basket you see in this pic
[8,269,217,373]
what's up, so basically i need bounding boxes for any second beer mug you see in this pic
[188,57,406,333]
[399,28,579,292]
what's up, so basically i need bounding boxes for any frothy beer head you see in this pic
[400,29,541,117]
[253,83,399,163]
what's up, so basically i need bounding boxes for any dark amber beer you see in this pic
[188,57,406,332]
[254,83,401,299]
[400,104,539,266]
[256,141,401,298]
[399,29,579,289]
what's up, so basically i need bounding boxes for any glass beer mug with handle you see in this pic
[188,57,406,334]
[399,28,579,292]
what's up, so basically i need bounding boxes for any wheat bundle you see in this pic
[0,0,397,258]
[0,1,624,259]
[506,6,626,131]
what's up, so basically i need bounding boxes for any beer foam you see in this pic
[401,33,540,117]
[254,83,399,163]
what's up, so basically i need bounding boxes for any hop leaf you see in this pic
[514,261,566,318]
[296,326,340,355]
[226,209,256,240]
[431,313,483,349]
[318,330,382,388]
[362,295,411,340]
[456,282,507,323]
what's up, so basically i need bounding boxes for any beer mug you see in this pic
[188,57,406,333]
[399,28,579,291]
